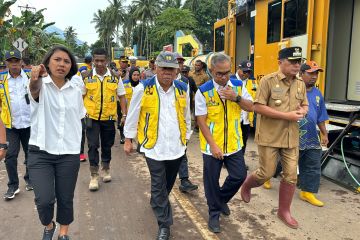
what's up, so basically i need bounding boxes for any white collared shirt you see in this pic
[28,76,86,155]
[235,73,254,125]
[195,78,252,156]
[7,70,31,129]
[81,68,125,96]
[124,77,192,161]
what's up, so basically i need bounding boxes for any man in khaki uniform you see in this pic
[240,47,308,229]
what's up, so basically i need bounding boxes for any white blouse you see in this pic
[28,76,86,155]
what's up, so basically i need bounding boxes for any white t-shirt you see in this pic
[29,76,86,155]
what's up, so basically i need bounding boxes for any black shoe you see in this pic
[221,203,230,216]
[3,187,20,200]
[179,179,198,193]
[42,221,57,240]
[120,138,125,144]
[58,235,70,240]
[157,227,170,240]
[208,216,221,233]
[25,182,34,191]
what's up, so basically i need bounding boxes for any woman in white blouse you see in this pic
[28,46,85,240]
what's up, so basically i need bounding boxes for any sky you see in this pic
[10,0,132,44]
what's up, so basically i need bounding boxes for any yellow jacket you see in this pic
[138,77,188,149]
[123,80,133,110]
[83,72,119,121]
[198,79,244,154]
[243,78,257,125]
[0,70,31,128]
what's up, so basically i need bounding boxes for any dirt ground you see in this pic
[0,132,359,240]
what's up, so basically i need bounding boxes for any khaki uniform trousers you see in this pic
[253,145,299,184]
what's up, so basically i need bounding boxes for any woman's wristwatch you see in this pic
[0,142,9,150]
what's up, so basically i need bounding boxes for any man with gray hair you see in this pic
[195,52,253,233]
[124,51,191,240]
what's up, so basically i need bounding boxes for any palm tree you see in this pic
[0,0,15,22]
[107,0,125,45]
[64,26,77,49]
[92,8,115,55]
[132,0,161,56]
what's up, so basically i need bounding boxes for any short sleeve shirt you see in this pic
[254,71,308,148]
[299,87,328,150]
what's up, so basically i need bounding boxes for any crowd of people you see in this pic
[0,45,329,240]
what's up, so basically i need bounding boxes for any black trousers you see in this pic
[145,155,183,228]
[203,150,247,218]
[86,120,115,167]
[80,118,86,154]
[241,123,250,154]
[5,127,30,189]
[27,145,80,226]
[178,154,189,180]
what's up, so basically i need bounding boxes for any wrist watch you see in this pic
[235,95,242,103]
[0,142,9,150]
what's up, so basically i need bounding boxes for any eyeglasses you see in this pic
[214,71,231,78]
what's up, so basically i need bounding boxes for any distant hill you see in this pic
[45,25,85,45]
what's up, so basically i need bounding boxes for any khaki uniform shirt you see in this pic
[189,70,210,86]
[254,71,308,148]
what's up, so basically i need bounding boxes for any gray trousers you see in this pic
[28,145,80,226]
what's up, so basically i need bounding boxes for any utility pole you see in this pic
[18,4,36,12]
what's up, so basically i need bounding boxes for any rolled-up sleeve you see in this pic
[124,84,144,139]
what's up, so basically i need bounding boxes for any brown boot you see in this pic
[89,166,99,191]
[240,174,262,203]
[101,163,111,183]
[277,181,299,229]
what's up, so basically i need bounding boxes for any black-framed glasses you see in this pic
[214,71,231,78]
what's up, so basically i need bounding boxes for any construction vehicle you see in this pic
[213,0,360,191]
[174,30,203,57]
[111,47,149,69]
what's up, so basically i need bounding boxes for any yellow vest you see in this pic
[243,78,257,125]
[123,80,133,110]
[77,63,92,76]
[137,77,187,149]
[199,79,244,154]
[83,72,119,121]
[0,70,31,128]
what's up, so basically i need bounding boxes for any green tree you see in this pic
[64,26,77,50]
[183,0,228,51]
[107,0,125,45]
[132,0,161,56]
[92,8,115,55]
[150,8,197,49]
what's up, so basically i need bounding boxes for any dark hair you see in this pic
[92,48,107,57]
[22,57,31,65]
[42,45,78,80]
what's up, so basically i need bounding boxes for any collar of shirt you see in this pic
[277,71,300,82]
[212,79,234,91]
[93,68,111,81]
[8,69,28,81]
[235,73,248,85]
[155,76,175,94]
[42,75,75,90]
